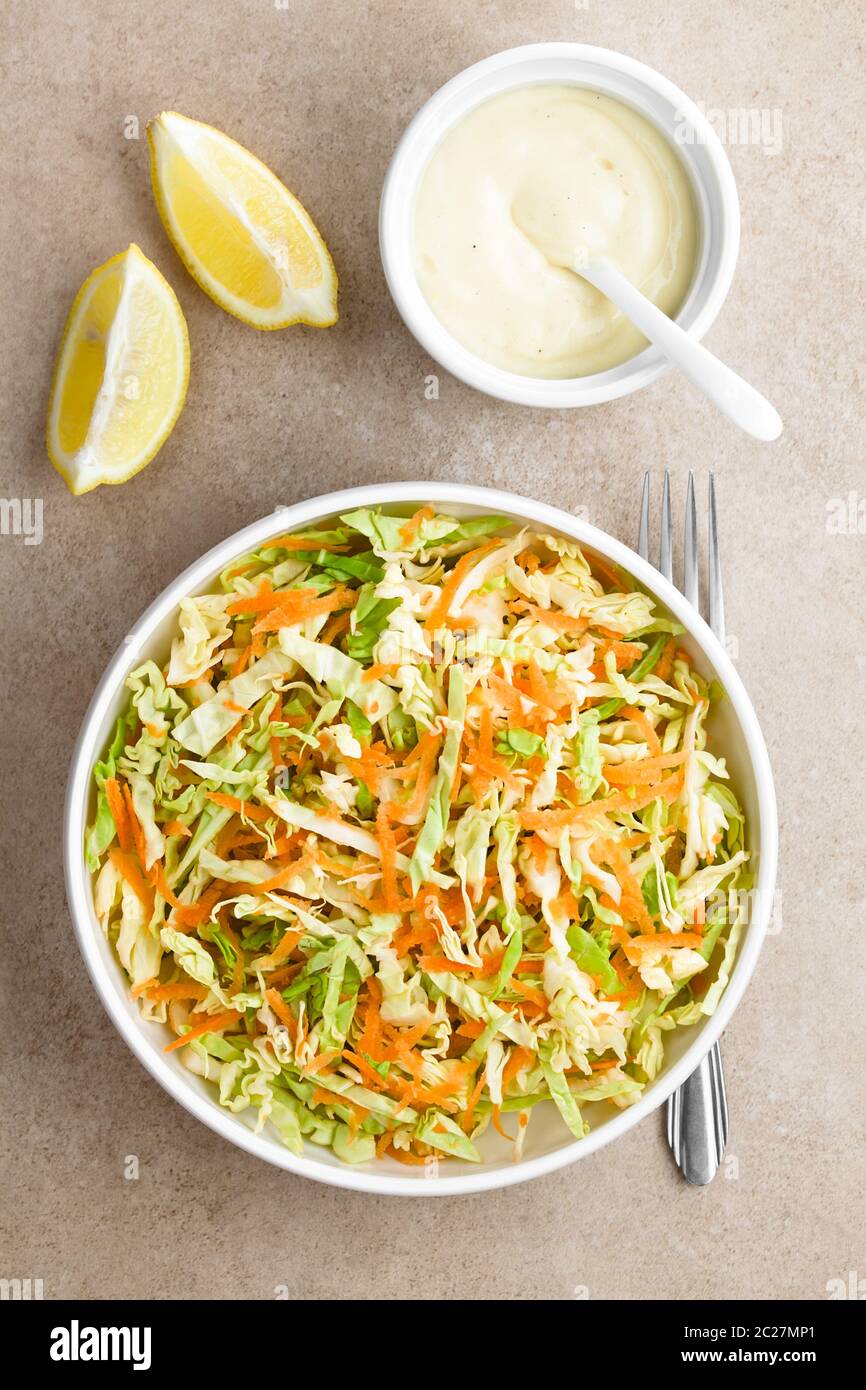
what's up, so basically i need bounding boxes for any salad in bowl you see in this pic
[83,501,752,1172]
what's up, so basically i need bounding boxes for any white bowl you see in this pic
[380,44,740,408]
[65,482,776,1195]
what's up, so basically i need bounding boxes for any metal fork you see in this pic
[638,470,729,1186]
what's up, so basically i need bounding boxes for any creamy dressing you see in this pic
[414,85,698,378]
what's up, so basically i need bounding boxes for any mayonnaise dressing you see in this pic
[413,85,698,378]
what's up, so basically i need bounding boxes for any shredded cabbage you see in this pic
[87,509,748,1166]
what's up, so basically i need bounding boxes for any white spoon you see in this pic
[513,206,782,442]
[575,257,782,441]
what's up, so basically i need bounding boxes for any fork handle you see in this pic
[666,1042,728,1185]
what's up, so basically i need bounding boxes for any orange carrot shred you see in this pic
[148,860,186,909]
[502,1046,533,1089]
[491,1107,511,1140]
[417,956,483,975]
[264,988,297,1036]
[267,535,351,553]
[163,819,192,839]
[164,1008,241,1052]
[129,977,159,999]
[121,784,148,869]
[511,978,547,1009]
[205,791,272,823]
[455,1019,486,1039]
[384,732,440,823]
[462,1071,487,1129]
[105,778,133,852]
[144,982,209,1003]
[520,771,684,830]
[376,804,399,912]
[399,506,435,546]
[654,638,677,682]
[256,860,304,893]
[424,539,500,633]
[304,1050,341,1076]
[258,929,304,971]
[230,644,253,678]
[603,750,687,786]
[108,848,154,911]
[620,706,662,756]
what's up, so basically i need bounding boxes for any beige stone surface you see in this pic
[1,0,864,1301]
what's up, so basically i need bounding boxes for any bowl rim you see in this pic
[65,481,777,1196]
[379,42,741,408]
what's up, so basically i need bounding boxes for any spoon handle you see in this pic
[581,260,783,442]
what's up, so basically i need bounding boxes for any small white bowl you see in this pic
[65,482,776,1196]
[380,44,741,408]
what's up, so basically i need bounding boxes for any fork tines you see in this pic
[637,469,724,642]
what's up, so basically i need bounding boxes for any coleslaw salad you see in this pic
[80,491,760,1174]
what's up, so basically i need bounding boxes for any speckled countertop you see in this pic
[1,0,863,1301]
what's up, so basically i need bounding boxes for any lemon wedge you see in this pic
[147,111,338,330]
[46,244,189,496]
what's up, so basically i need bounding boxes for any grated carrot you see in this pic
[105,778,133,852]
[510,600,588,635]
[311,1087,370,1121]
[205,791,272,823]
[491,1107,511,1140]
[516,957,545,973]
[361,662,396,683]
[520,771,684,830]
[515,546,540,573]
[265,962,302,991]
[424,539,500,633]
[108,848,154,912]
[319,610,351,647]
[588,554,627,591]
[229,644,252,678]
[264,988,297,1035]
[256,860,305,893]
[510,978,547,1010]
[303,1050,342,1076]
[143,982,209,1003]
[121,784,148,869]
[461,1070,487,1129]
[384,1144,430,1166]
[172,884,224,929]
[622,931,703,962]
[599,837,656,936]
[654,638,677,682]
[130,977,159,999]
[418,955,485,975]
[163,819,192,839]
[148,860,186,910]
[480,674,525,716]
[620,705,662,756]
[257,928,304,971]
[342,1049,390,1090]
[399,506,435,546]
[376,804,399,912]
[164,1008,241,1052]
[252,585,356,636]
[268,535,351,553]
[384,732,440,823]
[225,579,275,615]
[502,1046,533,1089]
[603,750,687,786]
